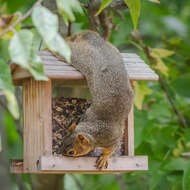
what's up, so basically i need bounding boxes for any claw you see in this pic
[96,155,109,170]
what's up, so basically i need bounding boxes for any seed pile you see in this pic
[52,97,123,156]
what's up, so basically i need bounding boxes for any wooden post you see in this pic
[124,81,134,156]
[22,78,52,172]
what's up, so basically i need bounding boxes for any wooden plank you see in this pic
[10,156,148,174]
[10,157,148,174]
[125,104,134,156]
[22,78,52,172]
[53,79,87,88]
[38,156,148,173]
[124,80,134,156]
[12,68,159,82]
[123,102,134,156]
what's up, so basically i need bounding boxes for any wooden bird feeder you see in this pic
[10,51,159,174]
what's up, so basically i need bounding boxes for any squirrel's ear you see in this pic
[68,123,76,133]
[77,133,89,145]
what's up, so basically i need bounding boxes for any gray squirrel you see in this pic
[59,30,133,169]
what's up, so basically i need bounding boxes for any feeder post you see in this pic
[22,78,52,172]
[124,81,134,156]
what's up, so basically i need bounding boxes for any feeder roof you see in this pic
[11,51,159,81]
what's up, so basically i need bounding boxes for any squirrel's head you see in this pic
[61,123,94,157]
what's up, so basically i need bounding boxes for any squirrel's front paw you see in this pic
[96,155,109,170]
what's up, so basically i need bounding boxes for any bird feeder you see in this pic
[10,51,159,174]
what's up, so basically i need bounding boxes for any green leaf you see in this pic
[150,48,174,75]
[149,171,163,190]
[96,0,113,16]
[9,30,48,81]
[134,82,152,110]
[28,52,48,81]
[32,6,71,62]
[0,59,19,119]
[0,134,2,152]
[148,101,171,120]
[125,0,141,29]
[9,30,33,68]
[0,58,14,92]
[151,48,175,58]
[171,74,190,98]
[47,34,71,62]
[153,56,168,75]
[32,6,58,41]
[183,167,190,190]
[134,110,148,148]
[173,140,184,157]
[56,0,83,24]
[4,90,19,119]
[165,158,190,171]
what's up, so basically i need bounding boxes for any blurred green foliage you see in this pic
[0,0,190,190]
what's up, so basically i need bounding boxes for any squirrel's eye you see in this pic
[68,150,75,155]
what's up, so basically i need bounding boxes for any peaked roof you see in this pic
[11,51,159,81]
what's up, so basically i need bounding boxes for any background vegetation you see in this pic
[0,0,190,189]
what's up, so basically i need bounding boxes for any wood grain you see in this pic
[10,156,148,174]
[9,156,148,173]
[38,155,148,173]
[11,153,148,174]
[126,105,134,156]
[22,78,52,172]
[12,51,159,82]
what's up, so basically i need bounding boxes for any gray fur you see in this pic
[64,31,133,152]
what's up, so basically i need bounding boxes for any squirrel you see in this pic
[51,30,133,169]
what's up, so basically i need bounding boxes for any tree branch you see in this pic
[132,31,188,128]
[0,0,43,37]
[157,70,188,128]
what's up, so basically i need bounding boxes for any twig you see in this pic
[0,0,43,37]
[21,25,34,30]
[132,31,188,128]
[67,21,72,36]
[14,119,23,138]
[157,70,188,128]
[38,39,43,50]
[115,174,127,190]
